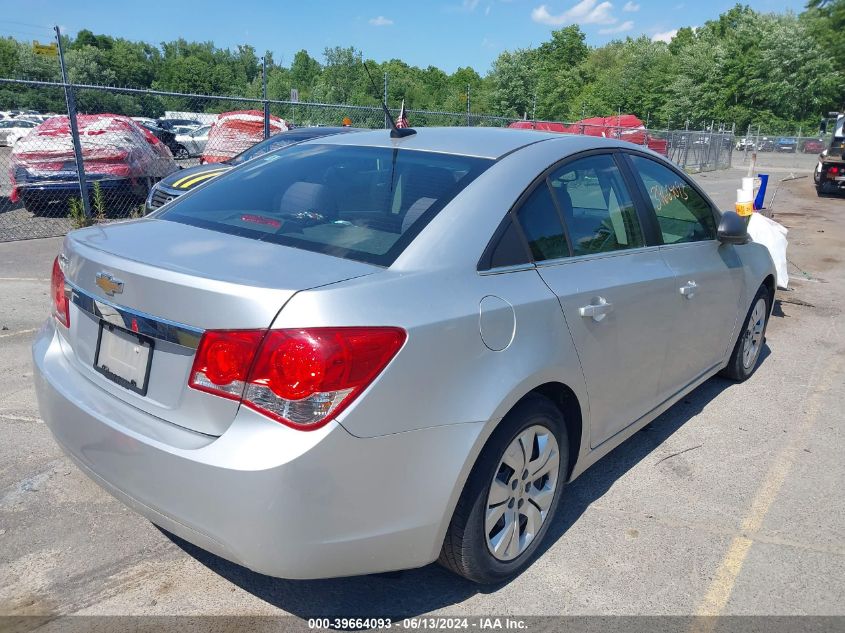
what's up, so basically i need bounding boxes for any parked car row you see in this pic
[735,136,825,153]
[7,109,295,217]
[0,118,39,147]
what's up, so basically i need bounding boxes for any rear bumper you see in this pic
[17,177,135,195]
[33,320,483,579]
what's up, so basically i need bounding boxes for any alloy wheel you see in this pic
[485,424,559,562]
[742,297,767,369]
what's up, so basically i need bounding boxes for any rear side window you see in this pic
[548,154,644,256]
[159,144,492,266]
[486,217,531,269]
[629,155,716,244]
[516,184,569,261]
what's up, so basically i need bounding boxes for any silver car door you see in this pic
[515,153,678,448]
[624,154,745,396]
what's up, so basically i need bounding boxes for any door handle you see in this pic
[579,297,614,322]
[679,280,698,299]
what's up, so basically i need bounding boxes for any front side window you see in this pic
[548,154,644,256]
[629,155,716,244]
[158,144,492,266]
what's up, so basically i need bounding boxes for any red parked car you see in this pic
[11,114,178,215]
[201,110,288,164]
[802,138,825,154]
[509,115,668,156]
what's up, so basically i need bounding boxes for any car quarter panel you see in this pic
[273,266,590,441]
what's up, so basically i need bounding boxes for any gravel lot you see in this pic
[0,167,843,624]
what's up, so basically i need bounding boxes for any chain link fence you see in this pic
[1,76,740,242]
[731,128,827,173]
[663,129,735,173]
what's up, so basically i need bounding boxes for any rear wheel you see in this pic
[21,191,58,217]
[721,286,771,381]
[439,395,568,584]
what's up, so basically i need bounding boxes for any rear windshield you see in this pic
[158,144,492,266]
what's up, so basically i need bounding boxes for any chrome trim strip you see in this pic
[533,245,661,269]
[68,281,204,350]
[478,262,537,276]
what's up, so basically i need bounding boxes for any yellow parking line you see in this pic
[695,353,843,619]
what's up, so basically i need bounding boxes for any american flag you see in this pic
[395,99,410,128]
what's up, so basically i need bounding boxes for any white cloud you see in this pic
[531,0,617,26]
[623,1,640,11]
[651,28,679,42]
[599,20,634,34]
[445,0,481,13]
[369,15,394,26]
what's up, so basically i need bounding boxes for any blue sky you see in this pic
[4,0,807,74]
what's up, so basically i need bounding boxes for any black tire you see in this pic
[21,192,57,217]
[174,145,189,159]
[720,285,772,381]
[438,394,569,584]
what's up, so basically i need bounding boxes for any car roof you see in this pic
[302,126,574,159]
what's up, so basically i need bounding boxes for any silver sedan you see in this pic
[33,128,775,583]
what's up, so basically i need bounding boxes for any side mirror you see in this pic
[717,210,750,245]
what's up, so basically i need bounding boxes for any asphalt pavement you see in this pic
[0,167,843,623]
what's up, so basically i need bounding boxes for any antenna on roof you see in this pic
[363,62,416,138]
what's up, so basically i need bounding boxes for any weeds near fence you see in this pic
[91,182,107,222]
[67,198,90,229]
[67,182,108,229]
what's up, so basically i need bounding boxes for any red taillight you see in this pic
[189,330,264,400]
[51,256,69,328]
[830,166,840,174]
[189,327,406,430]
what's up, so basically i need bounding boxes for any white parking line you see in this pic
[0,413,42,423]
[0,277,50,282]
[0,328,38,339]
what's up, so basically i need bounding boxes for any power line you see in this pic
[1,28,56,40]
[0,19,53,31]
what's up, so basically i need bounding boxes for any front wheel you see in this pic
[438,395,568,584]
[721,286,771,381]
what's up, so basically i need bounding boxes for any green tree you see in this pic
[488,48,538,118]
[289,49,321,99]
[314,46,362,104]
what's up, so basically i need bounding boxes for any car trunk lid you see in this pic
[58,218,376,436]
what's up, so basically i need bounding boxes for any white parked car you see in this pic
[0,119,38,146]
[174,125,211,158]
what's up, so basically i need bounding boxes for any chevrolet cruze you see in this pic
[33,128,775,583]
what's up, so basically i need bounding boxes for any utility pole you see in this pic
[383,72,388,129]
[262,56,270,139]
[466,84,471,126]
[55,25,90,218]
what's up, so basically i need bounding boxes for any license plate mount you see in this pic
[94,322,154,396]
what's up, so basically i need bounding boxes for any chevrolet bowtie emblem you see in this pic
[95,272,124,296]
